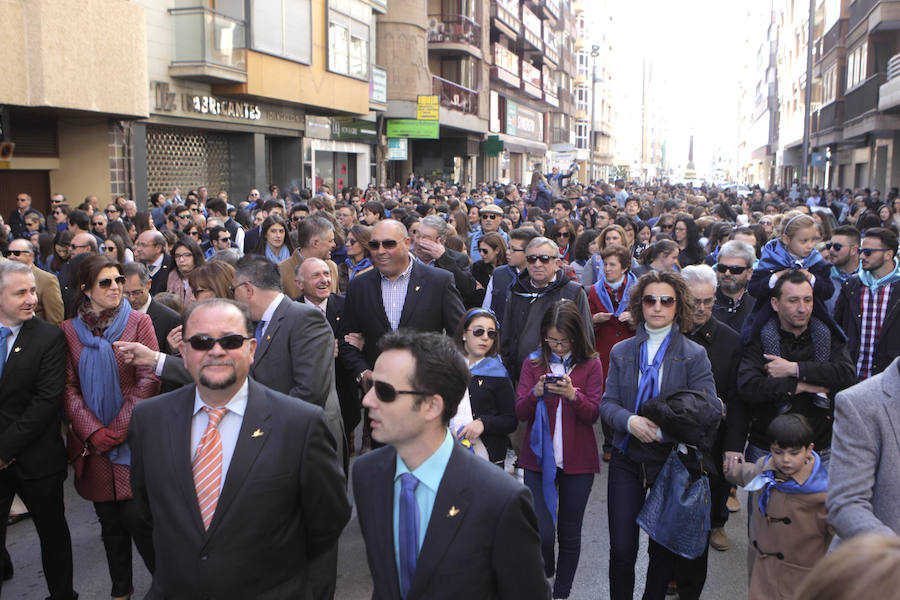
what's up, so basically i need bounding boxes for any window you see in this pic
[250,0,311,64]
[575,121,589,149]
[846,41,868,91]
[577,50,588,77]
[328,0,371,80]
[576,86,588,112]
[822,65,836,104]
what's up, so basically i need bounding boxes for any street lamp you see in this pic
[589,45,600,186]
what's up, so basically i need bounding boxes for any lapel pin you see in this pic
[251,429,264,438]
[447,506,460,518]
[266,335,271,341]
[415,285,421,292]
[13,347,20,353]
[478,379,483,386]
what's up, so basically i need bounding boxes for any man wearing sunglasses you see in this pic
[824,225,862,312]
[206,198,244,253]
[834,227,900,380]
[353,330,550,600]
[501,236,592,380]
[5,239,63,327]
[712,240,757,334]
[468,204,508,256]
[8,194,44,241]
[90,212,108,240]
[127,299,349,599]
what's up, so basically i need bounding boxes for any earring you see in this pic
[462,337,466,342]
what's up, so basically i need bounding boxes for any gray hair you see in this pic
[718,240,756,267]
[234,254,283,292]
[420,215,449,240]
[123,262,150,285]
[525,236,560,257]
[296,215,334,248]
[209,248,243,266]
[0,260,33,293]
[680,264,718,289]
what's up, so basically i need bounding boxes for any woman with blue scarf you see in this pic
[600,270,718,600]
[63,255,160,600]
[252,215,293,265]
[452,308,517,466]
[724,414,832,600]
[338,223,374,292]
[516,300,603,599]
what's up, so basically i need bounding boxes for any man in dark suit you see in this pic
[123,263,181,354]
[134,230,175,296]
[412,215,481,308]
[353,330,550,599]
[128,299,349,599]
[294,257,361,448]
[340,220,465,389]
[0,262,77,600]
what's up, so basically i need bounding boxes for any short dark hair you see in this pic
[553,198,572,211]
[68,209,90,230]
[206,197,228,216]
[262,199,282,213]
[832,224,861,245]
[378,330,469,427]
[863,227,899,261]
[123,261,150,285]
[208,225,229,243]
[772,270,813,299]
[600,244,632,271]
[234,254,283,292]
[183,298,253,339]
[509,226,540,245]
[767,413,814,449]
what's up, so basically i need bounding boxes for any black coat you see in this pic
[834,277,900,377]
[467,371,517,463]
[146,300,181,354]
[148,254,176,297]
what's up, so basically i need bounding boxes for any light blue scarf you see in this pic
[744,451,828,516]
[859,257,900,291]
[72,300,133,466]
[265,244,291,264]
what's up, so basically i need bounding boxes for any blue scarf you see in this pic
[859,258,900,292]
[592,271,637,316]
[830,263,860,283]
[619,326,673,452]
[757,238,824,272]
[265,244,291,264]
[72,300,133,466]
[744,451,828,516]
[470,355,510,378]
[346,256,373,280]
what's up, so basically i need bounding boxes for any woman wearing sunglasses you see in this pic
[472,232,507,300]
[600,270,717,600]
[451,308,517,467]
[62,255,160,600]
[516,300,603,599]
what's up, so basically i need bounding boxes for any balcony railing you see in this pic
[823,19,843,56]
[848,0,876,32]
[844,74,883,121]
[432,75,478,115]
[427,14,481,49]
[492,0,521,35]
[888,53,900,81]
[170,7,246,72]
[816,100,844,132]
[550,126,569,145]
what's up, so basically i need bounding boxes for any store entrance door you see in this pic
[0,170,51,218]
[314,151,358,193]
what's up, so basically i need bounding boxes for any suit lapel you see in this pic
[251,297,287,366]
[169,388,206,536]
[408,444,472,599]
[367,272,391,332]
[881,366,900,457]
[0,319,30,387]
[203,380,272,543]
[398,263,424,329]
[371,449,403,599]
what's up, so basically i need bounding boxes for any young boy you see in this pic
[724,414,832,600]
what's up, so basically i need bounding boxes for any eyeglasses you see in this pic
[178,213,191,219]
[174,252,193,260]
[346,238,358,246]
[759,220,773,226]
[715,264,749,275]
[544,337,571,347]
[97,276,126,289]
[526,254,557,264]
[217,236,231,243]
[102,245,116,253]
[6,249,33,257]
[659,224,674,230]
[481,214,500,220]
[858,247,891,257]
[372,380,430,404]
[230,281,250,294]
[71,243,92,250]
[368,239,400,250]
[642,294,676,307]
[188,230,200,237]
[123,289,144,298]
[92,221,105,226]
[16,198,28,203]
[696,297,716,307]
[553,231,570,239]
[291,216,305,223]
[824,242,849,251]
[52,210,63,216]
[185,334,250,351]
[191,207,202,213]
[468,327,498,339]
[105,208,119,214]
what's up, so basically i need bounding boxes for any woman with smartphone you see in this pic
[515,300,604,599]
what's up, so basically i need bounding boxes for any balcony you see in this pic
[432,75,478,115]
[543,41,560,67]
[521,6,544,52]
[550,126,570,145]
[823,19,844,56]
[492,44,521,88]
[815,100,844,132]
[521,61,543,99]
[845,74,883,121]
[879,53,900,110]
[427,14,482,59]
[169,7,247,83]
[491,0,521,38]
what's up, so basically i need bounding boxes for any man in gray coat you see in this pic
[827,357,900,540]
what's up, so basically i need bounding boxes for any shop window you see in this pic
[328,0,371,80]
[250,0,311,64]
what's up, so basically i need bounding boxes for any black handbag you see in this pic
[635,448,711,559]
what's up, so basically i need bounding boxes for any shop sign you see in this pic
[306,116,333,139]
[416,96,440,121]
[187,94,261,120]
[370,66,387,104]
[333,119,377,140]
[505,100,541,142]
[387,138,408,160]
[386,119,439,139]
[505,101,517,137]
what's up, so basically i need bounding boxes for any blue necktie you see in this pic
[399,472,420,599]
[0,327,11,378]
[254,320,266,346]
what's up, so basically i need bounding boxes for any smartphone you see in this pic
[544,374,563,385]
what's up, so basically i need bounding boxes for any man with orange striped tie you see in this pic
[127,298,350,599]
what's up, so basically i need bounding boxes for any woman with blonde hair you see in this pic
[795,534,900,600]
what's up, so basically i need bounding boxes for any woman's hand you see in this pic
[723,451,744,474]
[629,416,661,444]
[166,325,183,355]
[592,312,612,324]
[618,311,633,325]
[456,419,484,441]
[546,374,576,401]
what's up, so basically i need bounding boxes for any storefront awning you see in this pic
[498,133,547,155]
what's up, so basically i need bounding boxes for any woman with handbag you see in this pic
[599,270,717,600]
[63,255,160,600]
[516,300,604,599]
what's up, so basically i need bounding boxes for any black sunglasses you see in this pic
[105,208,119,214]
[481,214,500,220]
[373,380,430,404]
[467,327,497,339]
[642,294,676,307]
[858,247,891,257]
[716,264,749,275]
[824,242,850,251]
[526,254,557,264]
[185,334,251,351]
[369,239,400,250]
[97,275,126,289]
[659,223,674,230]
[6,249,33,257]
[553,231,570,239]
[92,221,105,226]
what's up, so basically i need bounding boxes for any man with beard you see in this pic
[824,225,861,313]
[127,299,349,599]
[712,240,756,333]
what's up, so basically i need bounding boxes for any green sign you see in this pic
[386,119,439,139]
[482,135,504,157]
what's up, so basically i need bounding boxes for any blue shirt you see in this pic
[393,429,454,579]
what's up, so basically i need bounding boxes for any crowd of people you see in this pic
[0,174,898,600]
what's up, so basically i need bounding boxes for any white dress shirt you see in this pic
[257,293,285,340]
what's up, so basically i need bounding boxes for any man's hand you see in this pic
[114,341,160,368]
[344,332,365,351]
[455,419,484,441]
[763,354,798,378]
[592,312,612,324]
[629,416,661,444]
[415,237,446,260]
[358,369,373,392]
[166,325,183,355]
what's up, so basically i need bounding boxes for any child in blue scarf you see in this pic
[724,414,832,600]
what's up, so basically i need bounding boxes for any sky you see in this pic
[606,0,748,178]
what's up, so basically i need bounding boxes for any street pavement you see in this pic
[4,457,749,599]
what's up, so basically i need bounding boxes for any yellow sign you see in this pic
[416,95,439,121]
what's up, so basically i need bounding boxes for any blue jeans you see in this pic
[607,452,691,600]
[524,468,594,599]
